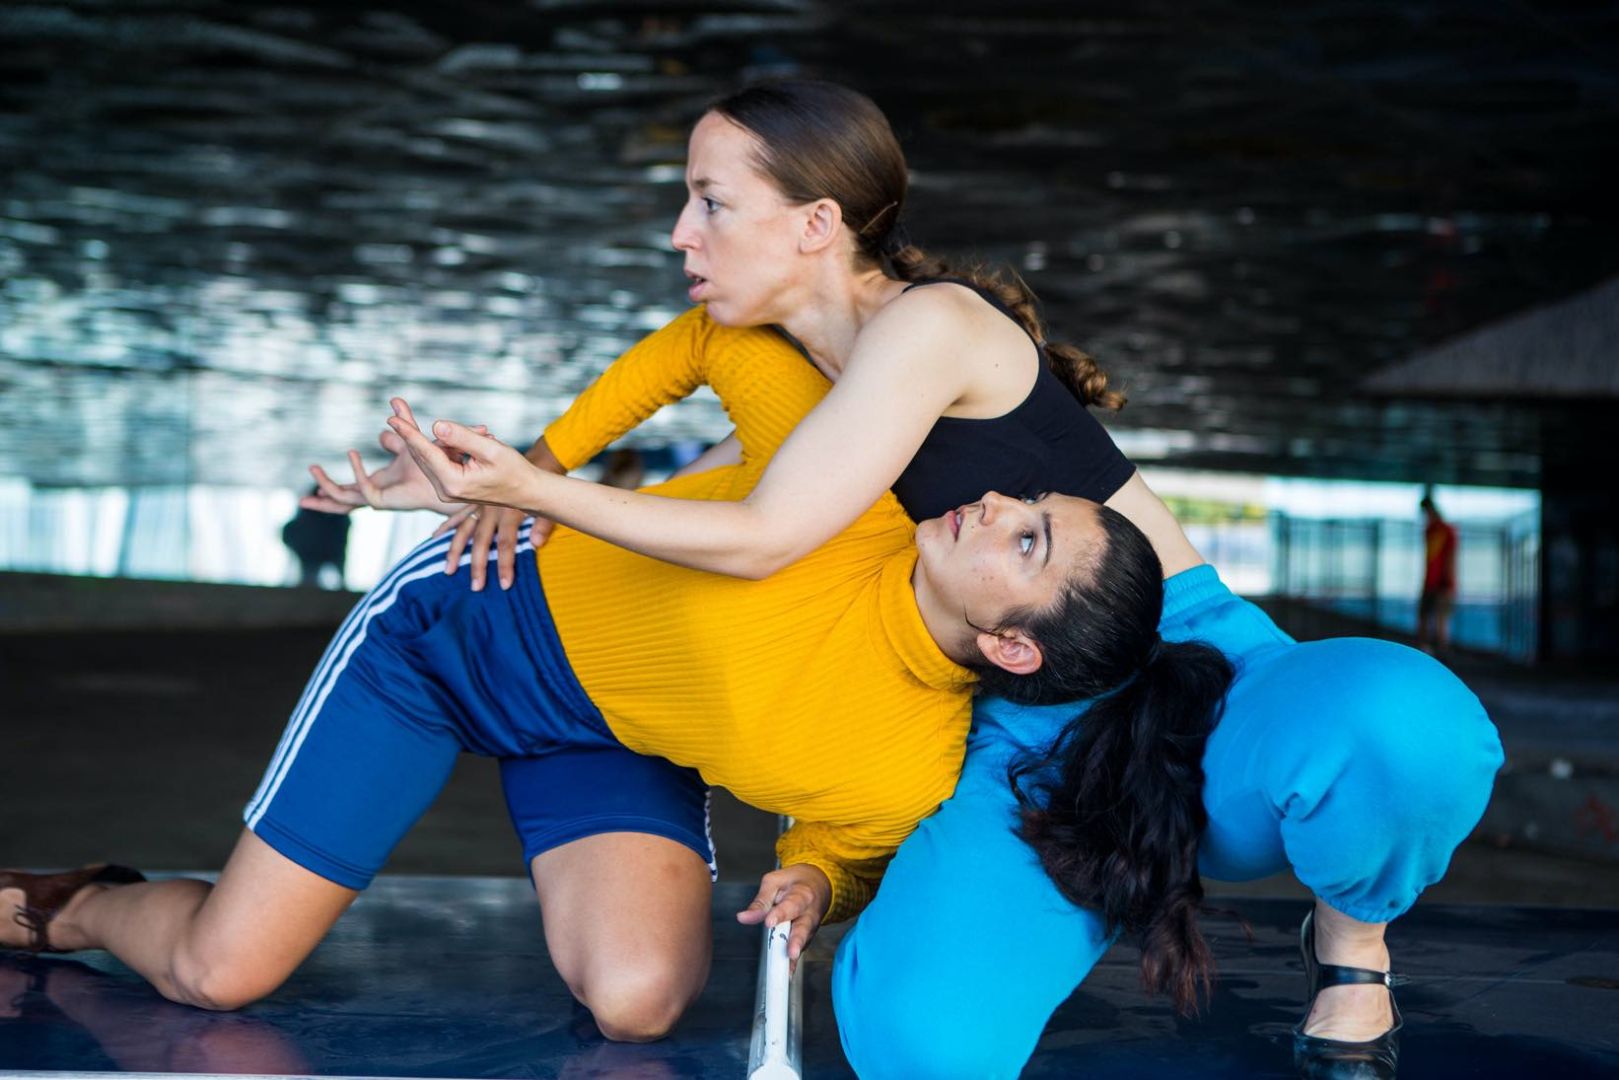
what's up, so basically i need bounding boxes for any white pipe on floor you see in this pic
[747,817,804,1079]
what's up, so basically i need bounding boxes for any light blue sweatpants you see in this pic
[832,564,1503,1078]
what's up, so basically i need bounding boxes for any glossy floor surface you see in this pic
[3,880,1617,1079]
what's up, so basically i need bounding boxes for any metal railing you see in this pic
[1270,510,1540,662]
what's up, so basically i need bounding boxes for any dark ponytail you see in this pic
[709,79,1126,411]
[1012,640,1232,1015]
[970,505,1234,1014]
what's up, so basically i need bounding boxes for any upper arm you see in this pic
[738,290,990,567]
[668,431,742,480]
[541,309,713,470]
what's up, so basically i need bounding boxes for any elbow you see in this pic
[731,559,787,582]
[712,502,813,579]
[736,551,796,580]
[726,536,803,581]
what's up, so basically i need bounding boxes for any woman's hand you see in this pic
[435,505,554,591]
[736,863,832,966]
[385,397,548,524]
[434,431,570,591]
[303,425,471,516]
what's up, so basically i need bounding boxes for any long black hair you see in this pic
[970,505,1234,1015]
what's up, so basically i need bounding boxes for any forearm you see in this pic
[511,467,788,579]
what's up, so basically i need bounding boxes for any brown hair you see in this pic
[708,80,1125,411]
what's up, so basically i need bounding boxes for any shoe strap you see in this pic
[1315,961,1395,989]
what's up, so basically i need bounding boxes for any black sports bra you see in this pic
[885,279,1136,522]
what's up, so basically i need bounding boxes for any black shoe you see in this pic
[1292,909,1402,1079]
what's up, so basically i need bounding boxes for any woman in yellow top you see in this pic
[0,333,1233,1051]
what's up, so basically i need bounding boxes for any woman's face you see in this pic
[671,112,808,326]
[914,491,1103,633]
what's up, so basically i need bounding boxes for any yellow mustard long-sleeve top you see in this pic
[537,307,973,922]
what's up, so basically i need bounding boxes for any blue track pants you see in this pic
[832,564,1503,1078]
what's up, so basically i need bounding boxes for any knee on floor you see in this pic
[582,961,703,1043]
[165,947,285,1012]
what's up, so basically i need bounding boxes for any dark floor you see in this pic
[3,882,1616,1078]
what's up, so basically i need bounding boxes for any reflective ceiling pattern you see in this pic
[2,1,1616,490]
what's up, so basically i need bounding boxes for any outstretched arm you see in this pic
[389,399,797,579]
[395,289,984,578]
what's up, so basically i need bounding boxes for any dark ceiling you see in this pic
[2,1,1616,490]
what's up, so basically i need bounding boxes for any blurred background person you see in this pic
[281,486,351,589]
[1417,490,1458,655]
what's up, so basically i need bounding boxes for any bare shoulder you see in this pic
[858,280,1022,357]
[857,281,1038,412]
[873,279,994,330]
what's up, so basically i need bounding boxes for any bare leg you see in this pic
[532,832,712,1042]
[1301,899,1396,1040]
[1,831,356,1011]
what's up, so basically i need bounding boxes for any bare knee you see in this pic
[165,944,286,1012]
[580,958,707,1042]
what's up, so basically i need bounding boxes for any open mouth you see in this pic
[948,508,963,539]
[685,270,708,301]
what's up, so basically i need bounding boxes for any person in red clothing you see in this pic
[1418,492,1458,654]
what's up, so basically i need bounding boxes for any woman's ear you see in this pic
[975,628,1045,677]
[799,199,843,254]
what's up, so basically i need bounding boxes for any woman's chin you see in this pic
[700,299,739,325]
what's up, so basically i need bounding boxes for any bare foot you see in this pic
[0,878,114,953]
[0,885,37,951]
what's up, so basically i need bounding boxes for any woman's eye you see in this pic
[1022,492,1048,505]
[1019,532,1035,555]
[701,196,720,213]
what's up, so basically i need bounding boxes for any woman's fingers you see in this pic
[385,414,451,479]
[737,882,820,962]
[492,509,524,590]
[765,886,814,929]
[428,418,497,462]
[389,396,420,430]
[465,510,503,591]
[378,427,408,455]
[529,515,557,550]
[347,449,385,508]
[737,874,784,926]
[432,505,476,538]
[786,912,818,961]
[308,464,363,508]
[737,874,808,925]
[445,506,481,577]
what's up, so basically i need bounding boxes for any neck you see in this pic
[909,558,979,667]
[774,266,905,379]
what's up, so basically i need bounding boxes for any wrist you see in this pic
[525,436,567,476]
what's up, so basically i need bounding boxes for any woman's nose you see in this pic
[670,206,697,251]
[980,491,1016,518]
